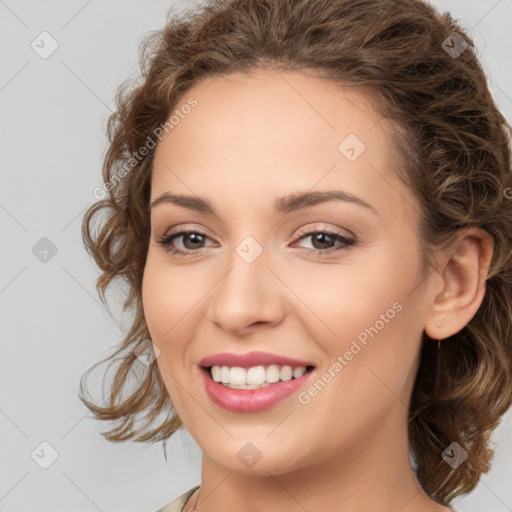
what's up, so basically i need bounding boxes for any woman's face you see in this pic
[142,68,431,475]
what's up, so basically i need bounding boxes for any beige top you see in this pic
[155,485,458,512]
[156,485,200,512]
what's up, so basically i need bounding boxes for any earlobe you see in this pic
[424,228,494,340]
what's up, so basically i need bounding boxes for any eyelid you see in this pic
[157,221,357,262]
[294,222,355,240]
[161,223,215,239]
[160,222,354,244]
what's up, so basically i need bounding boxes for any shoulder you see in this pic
[155,485,200,512]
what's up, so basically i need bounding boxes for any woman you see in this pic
[79,0,512,511]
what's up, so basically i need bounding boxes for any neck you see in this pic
[187,405,451,512]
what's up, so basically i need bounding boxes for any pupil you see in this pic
[313,233,332,249]
[185,233,204,249]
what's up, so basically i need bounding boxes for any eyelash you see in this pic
[156,228,355,257]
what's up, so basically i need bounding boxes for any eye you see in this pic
[157,229,213,256]
[292,230,355,256]
[156,228,355,257]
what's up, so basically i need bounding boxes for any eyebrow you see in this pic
[149,190,378,216]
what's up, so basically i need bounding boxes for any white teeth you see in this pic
[220,366,230,384]
[229,367,246,385]
[293,367,306,379]
[280,366,293,381]
[209,364,310,387]
[266,365,281,383]
[247,366,266,385]
[225,383,271,389]
[211,366,221,382]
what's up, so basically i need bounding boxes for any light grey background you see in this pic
[1,1,511,511]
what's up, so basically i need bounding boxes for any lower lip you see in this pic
[200,366,315,412]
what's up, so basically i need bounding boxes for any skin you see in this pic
[142,67,493,512]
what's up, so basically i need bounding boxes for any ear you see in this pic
[424,227,494,340]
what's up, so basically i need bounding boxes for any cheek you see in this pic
[309,243,423,391]
[142,254,193,342]
[346,269,422,394]
[142,259,193,413]
[291,246,418,344]
[141,259,190,396]
[141,253,209,389]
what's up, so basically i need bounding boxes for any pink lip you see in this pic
[199,366,315,412]
[199,351,314,369]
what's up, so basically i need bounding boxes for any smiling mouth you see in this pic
[202,364,316,389]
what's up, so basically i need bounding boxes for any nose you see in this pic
[206,241,286,336]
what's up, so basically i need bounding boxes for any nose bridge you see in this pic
[206,231,285,331]
[221,233,272,302]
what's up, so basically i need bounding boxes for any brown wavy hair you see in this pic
[79,0,512,505]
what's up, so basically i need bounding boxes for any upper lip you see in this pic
[199,351,315,369]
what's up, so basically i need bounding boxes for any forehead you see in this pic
[150,68,416,224]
